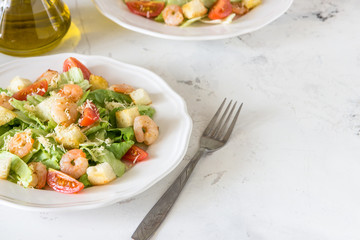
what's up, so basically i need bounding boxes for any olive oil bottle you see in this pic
[0,0,71,56]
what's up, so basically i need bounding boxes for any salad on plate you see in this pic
[0,57,159,194]
[124,0,261,26]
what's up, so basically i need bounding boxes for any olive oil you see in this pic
[0,0,71,56]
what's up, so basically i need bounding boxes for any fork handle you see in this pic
[132,148,207,240]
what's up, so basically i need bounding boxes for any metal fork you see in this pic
[132,99,243,240]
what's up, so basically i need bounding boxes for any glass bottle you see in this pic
[0,0,71,56]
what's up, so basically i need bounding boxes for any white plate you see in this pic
[92,0,293,40]
[0,53,192,211]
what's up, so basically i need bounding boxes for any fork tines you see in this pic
[203,98,243,142]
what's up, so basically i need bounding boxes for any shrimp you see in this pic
[162,5,184,26]
[60,149,89,179]
[59,84,84,102]
[109,84,135,94]
[51,97,78,126]
[37,69,60,88]
[0,93,14,110]
[28,162,47,189]
[231,2,249,16]
[8,131,34,158]
[133,115,159,145]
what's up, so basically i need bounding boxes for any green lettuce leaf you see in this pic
[57,67,91,91]
[0,129,18,150]
[87,129,107,142]
[78,173,92,188]
[98,149,126,177]
[155,12,164,22]
[30,135,65,170]
[106,140,134,159]
[22,141,41,163]
[0,124,12,137]
[202,0,217,7]
[167,0,188,5]
[83,148,126,177]
[31,150,62,170]
[26,95,46,106]
[84,121,110,136]
[109,107,122,128]
[11,99,45,128]
[87,89,132,108]
[180,16,204,28]
[107,127,135,142]
[1,151,33,187]
[0,88,11,95]
[0,118,22,137]
[137,105,156,118]
[78,90,90,106]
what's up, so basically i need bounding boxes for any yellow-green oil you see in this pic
[0,0,71,56]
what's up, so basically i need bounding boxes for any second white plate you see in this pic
[92,0,293,40]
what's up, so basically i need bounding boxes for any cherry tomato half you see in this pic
[79,101,100,127]
[126,1,165,18]
[122,145,148,163]
[47,168,84,194]
[208,0,232,20]
[12,79,48,101]
[63,57,91,80]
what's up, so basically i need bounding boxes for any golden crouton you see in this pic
[89,75,109,90]
[243,0,261,9]
[182,0,208,19]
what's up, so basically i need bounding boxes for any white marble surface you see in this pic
[1,0,360,239]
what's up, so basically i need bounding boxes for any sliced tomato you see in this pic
[12,79,48,101]
[126,1,165,18]
[79,101,100,127]
[208,0,232,20]
[47,168,84,194]
[122,145,148,163]
[63,57,91,80]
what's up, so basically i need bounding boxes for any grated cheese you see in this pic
[2,135,11,151]
[104,101,127,111]
[104,138,112,146]
[64,107,71,120]
[24,103,36,112]
[0,92,10,97]
[48,74,60,89]
[37,136,52,152]
[92,146,105,156]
